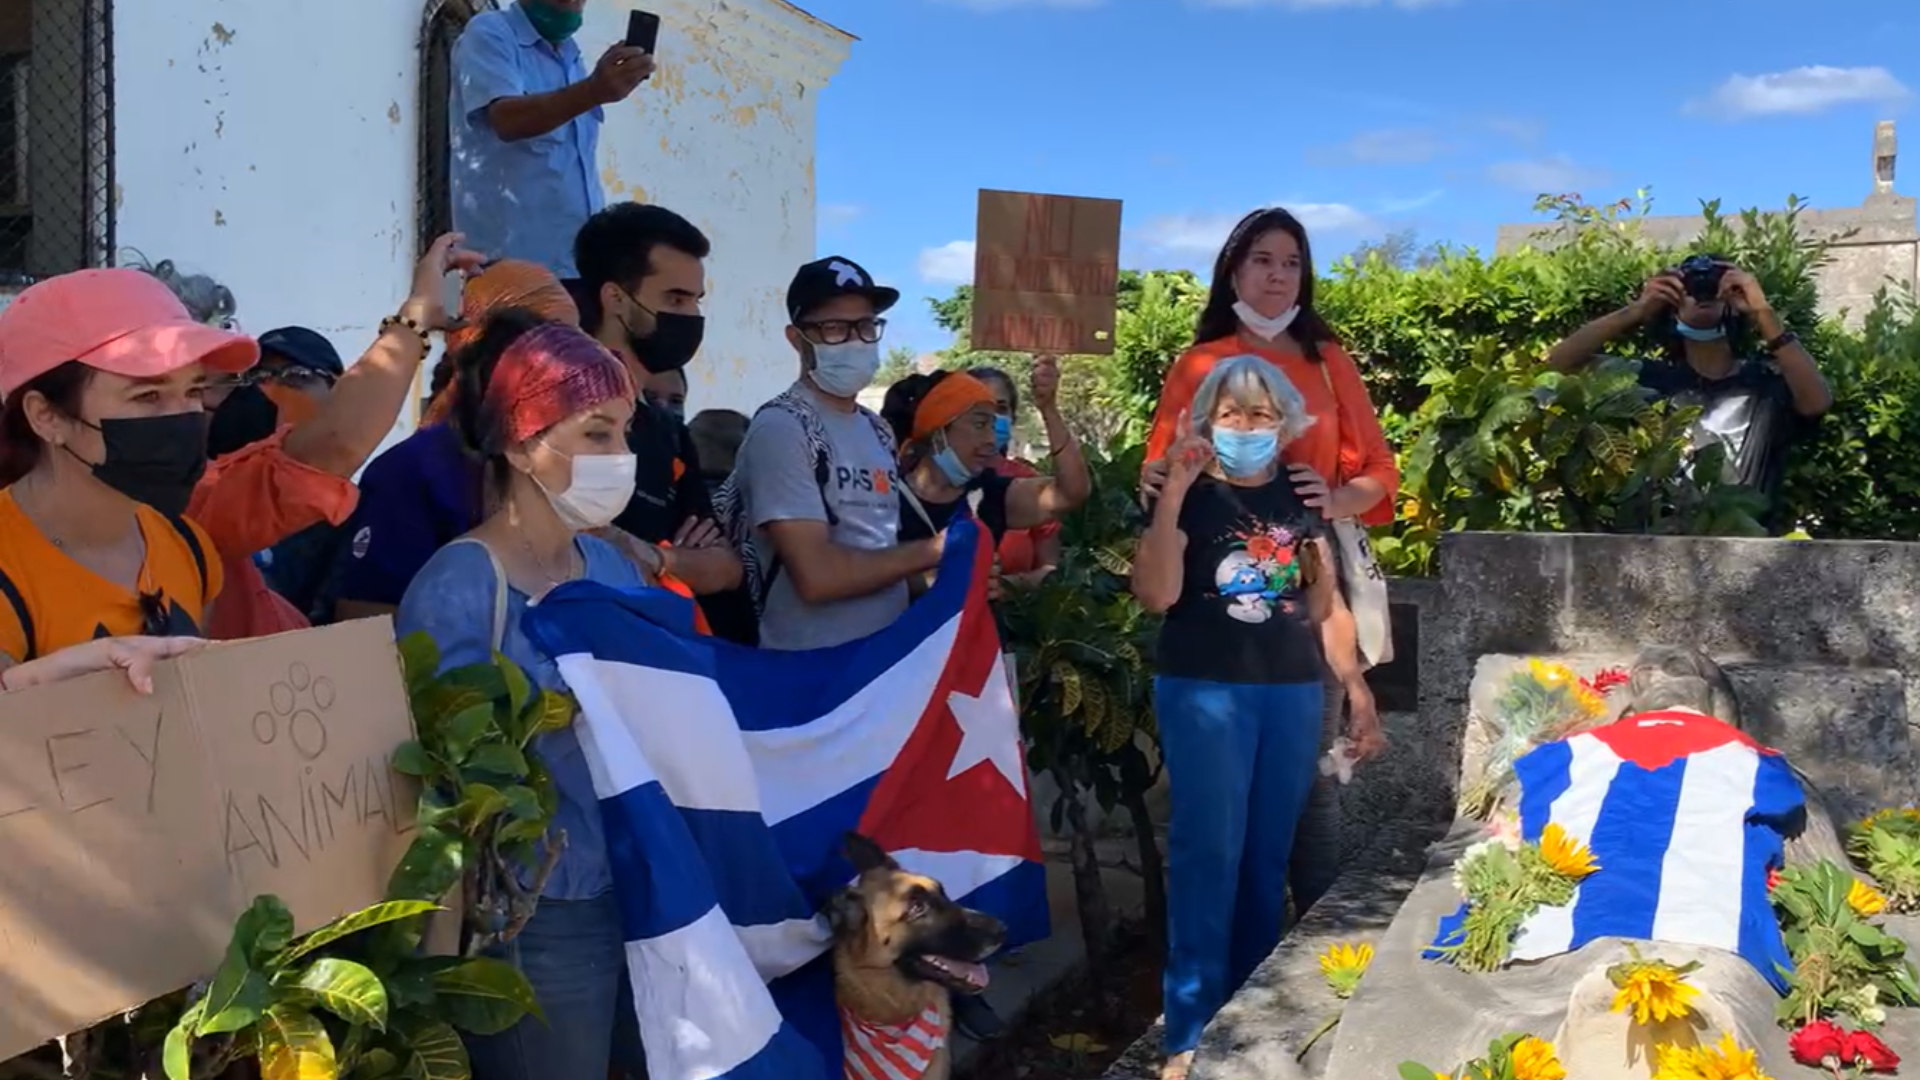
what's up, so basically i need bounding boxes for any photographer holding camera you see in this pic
[1545,254,1830,525]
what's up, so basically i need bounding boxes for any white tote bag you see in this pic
[1315,363,1394,670]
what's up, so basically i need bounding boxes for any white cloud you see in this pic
[1135,203,1379,256]
[933,0,1103,9]
[1308,128,1452,166]
[1191,0,1457,8]
[916,240,976,285]
[1377,189,1446,214]
[1687,65,1911,120]
[1484,153,1610,194]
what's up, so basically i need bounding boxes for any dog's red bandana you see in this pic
[840,1005,948,1080]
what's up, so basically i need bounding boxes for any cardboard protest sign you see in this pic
[970,189,1123,356]
[0,619,418,1060]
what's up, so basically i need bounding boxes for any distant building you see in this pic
[1495,121,1916,325]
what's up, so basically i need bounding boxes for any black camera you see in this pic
[1678,255,1728,303]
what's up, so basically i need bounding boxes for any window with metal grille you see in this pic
[0,0,112,288]
[418,0,495,256]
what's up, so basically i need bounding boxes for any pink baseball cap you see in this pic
[0,268,259,399]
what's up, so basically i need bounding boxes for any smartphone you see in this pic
[626,10,660,53]
[441,270,466,328]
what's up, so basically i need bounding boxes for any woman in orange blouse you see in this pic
[1140,208,1401,978]
[1142,207,1398,529]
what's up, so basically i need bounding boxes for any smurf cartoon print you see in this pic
[1212,520,1303,624]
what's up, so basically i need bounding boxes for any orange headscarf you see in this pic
[912,373,996,443]
[424,259,581,425]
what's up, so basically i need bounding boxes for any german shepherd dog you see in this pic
[826,833,1008,1080]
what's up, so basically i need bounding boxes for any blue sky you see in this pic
[795,0,1916,358]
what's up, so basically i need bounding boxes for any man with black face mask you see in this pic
[568,201,741,601]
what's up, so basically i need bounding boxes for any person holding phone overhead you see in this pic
[1139,207,1400,923]
[450,1,657,277]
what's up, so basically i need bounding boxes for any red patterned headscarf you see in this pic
[473,322,633,453]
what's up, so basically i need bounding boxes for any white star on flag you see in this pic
[945,654,1026,796]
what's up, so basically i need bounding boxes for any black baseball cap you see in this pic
[257,325,344,378]
[785,256,899,324]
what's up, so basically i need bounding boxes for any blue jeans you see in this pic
[1156,676,1324,1055]
[467,894,646,1080]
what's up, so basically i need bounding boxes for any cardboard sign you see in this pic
[0,619,418,1060]
[970,189,1123,356]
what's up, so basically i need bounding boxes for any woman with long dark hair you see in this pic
[966,364,1064,586]
[1141,208,1401,920]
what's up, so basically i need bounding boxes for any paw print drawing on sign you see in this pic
[252,662,338,762]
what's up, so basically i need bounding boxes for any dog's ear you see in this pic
[843,832,898,874]
[824,887,866,935]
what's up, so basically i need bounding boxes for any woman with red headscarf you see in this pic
[396,315,653,1080]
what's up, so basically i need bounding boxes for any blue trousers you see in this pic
[1157,676,1325,1055]
[467,894,647,1080]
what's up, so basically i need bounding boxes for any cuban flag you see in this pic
[1428,710,1804,991]
[522,517,1048,1080]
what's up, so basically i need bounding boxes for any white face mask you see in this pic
[537,450,638,532]
[1234,299,1300,340]
[808,339,882,398]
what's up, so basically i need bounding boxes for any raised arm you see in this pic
[1003,356,1090,529]
[458,20,650,143]
[1545,273,1678,374]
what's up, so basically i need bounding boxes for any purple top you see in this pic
[339,424,485,607]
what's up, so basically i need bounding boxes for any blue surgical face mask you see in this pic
[992,415,1012,455]
[1212,427,1280,478]
[933,444,975,486]
[1675,319,1727,343]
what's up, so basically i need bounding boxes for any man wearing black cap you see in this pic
[725,257,943,650]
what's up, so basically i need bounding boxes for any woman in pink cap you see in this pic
[0,266,260,692]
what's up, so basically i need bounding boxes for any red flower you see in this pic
[1767,867,1783,892]
[1589,667,1630,694]
[1847,1029,1901,1072]
[1789,1020,1849,1068]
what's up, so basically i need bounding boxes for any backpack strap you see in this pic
[446,538,510,653]
[0,568,37,662]
[160,512,212,609]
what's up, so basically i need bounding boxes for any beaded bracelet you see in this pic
[379,312,432,350]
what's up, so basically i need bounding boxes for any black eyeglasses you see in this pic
[797,317,886,345]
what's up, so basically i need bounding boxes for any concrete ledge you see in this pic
[1101,819,1447,1080]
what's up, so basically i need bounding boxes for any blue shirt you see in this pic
[338,424,484,608]
[449,3,604,277]
[396,535,645,900]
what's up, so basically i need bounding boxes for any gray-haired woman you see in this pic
[1131,353,1386,1080]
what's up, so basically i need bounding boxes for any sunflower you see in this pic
[1527,658,1576,687]
[1653,1034,1777,1080]
[1317,941,1373,999]
[1609,961,1699,1025]
[1849,878,1889,917]
[1509,1036,1566,1080]
[1571,681,1609,718]
[1539,823,1600,880]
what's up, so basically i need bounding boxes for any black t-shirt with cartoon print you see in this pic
[1156,474,1325,685]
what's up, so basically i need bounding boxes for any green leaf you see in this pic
[255,1004,338,1080]
[1398,1065,1442,1080]
[384,956,466,1010]
[386,825,465,903]
[434,957,545,1035]
[458,783,512,829]
[442,702,497,765]
[522,691,575,742]
[498,652,533,724]
[394,1014,472,1080]
[234,894,298,966]
[278,900,442,965]
[285,957,390,1030]
[200,902,282,1036]
[464,743,529,780]
[398,632,442,694]
[391,741,435,778]
[162,1001,201,1080]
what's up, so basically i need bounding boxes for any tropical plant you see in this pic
[1848,808,1920,913]
[1001,436,1166,967]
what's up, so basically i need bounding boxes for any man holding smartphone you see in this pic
[450,1,655,277]
[1543,255,1831,528]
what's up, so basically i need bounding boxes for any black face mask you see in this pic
[207,383,279,460]
[624,297,705,375]
[68,412,212,517]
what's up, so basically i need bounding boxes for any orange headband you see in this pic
[425,259,583,425]
[912,373,997,442]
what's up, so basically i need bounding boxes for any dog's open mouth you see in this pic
[906,954,991,993]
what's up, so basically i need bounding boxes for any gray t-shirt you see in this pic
[735,382,908,650]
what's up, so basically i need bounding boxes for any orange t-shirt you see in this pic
[0,488,226,661]
[991,457,1061,576]
[1145,335,1400,528]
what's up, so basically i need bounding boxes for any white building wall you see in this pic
[111,0,849,441]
